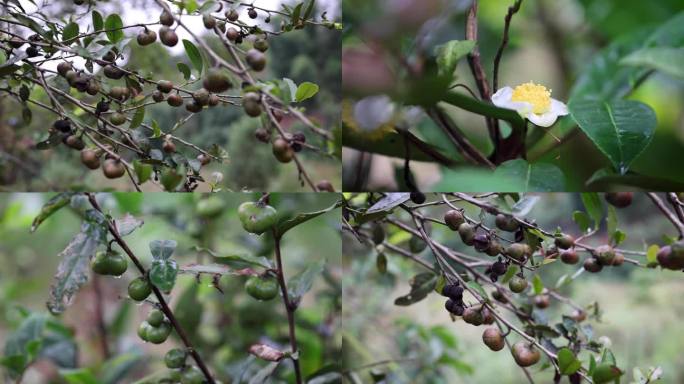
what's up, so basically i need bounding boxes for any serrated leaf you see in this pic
[273,199,342,238]
[569,99,656,174]
[288,259,325,307]
[182,39,203,75]
[435,40,475,76]
[149,259,178,292]
[31,193,74,232]
[104,14,124,43]
[295,81,318,102]
[47,210,108,314]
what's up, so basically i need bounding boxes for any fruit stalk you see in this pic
[272,231,303,384]
[87,194,216,384]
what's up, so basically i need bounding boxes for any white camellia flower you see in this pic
[491,82,569,127]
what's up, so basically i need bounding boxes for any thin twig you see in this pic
[493,0,523,91]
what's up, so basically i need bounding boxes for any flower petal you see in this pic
[527,111,559,127]
[491,86,513,107]
[550,98,569,116]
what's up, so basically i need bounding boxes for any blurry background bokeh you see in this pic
[0,192,341,382]
[0,0,341,192]
[342,0,684,191]
[343,193,684,383]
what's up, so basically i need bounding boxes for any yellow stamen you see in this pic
[511,82,552,114]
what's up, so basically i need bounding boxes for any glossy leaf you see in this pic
[182,39,203,75]
[92,11,104,31]
[569,99,656,173]
[104,14,124,43]
[62,22,79,42]
[492,159,565,192]
[133,160,152,184]
[580,193,603,229]
[192,246,272,269]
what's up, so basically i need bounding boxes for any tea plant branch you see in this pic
[667,193,684,225]
[647,193,684,238]
[465,0,500,148]
[86,193,216,384]
[426,107,495,168]
[493,0,523,92]
[271,229,303,384]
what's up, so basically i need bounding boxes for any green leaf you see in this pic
[31,192,74,232]
[92,11,103,31]
[557,348,582,375]
[620,47,684,80]
[287,259,325,307]
[149,259,178,292]
[248,362,280,384]
[593,364,623,384]
[273,199,342,238]
[129,106,145,128]
[133,160,152,184]
[510,196,540,216]
[149,239,177,260]
[394,272,436,306]
[47,210,108,314]
[493,159,565,192]
[606,205,617,238]
[343,127,455,165]
[291,2,303,23]
[182,39,203,75]
[586,168,684,190]
[192,246,273,269]
[295,81,319,102]
[572,211,591,233]
[501,265,519,284]
[104,14,124,43]
[569,99,656,173]
[303,0,315,21]
[532,275,543,295]
[61,368,99,384]
[185,0,198,13]
[100,352,144,384]
[177,62,191,80]
[435,40,475,76]
[466,281,487,300]
[160,166,185,191]
[580,193,603,229]
[62,22,79,42]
